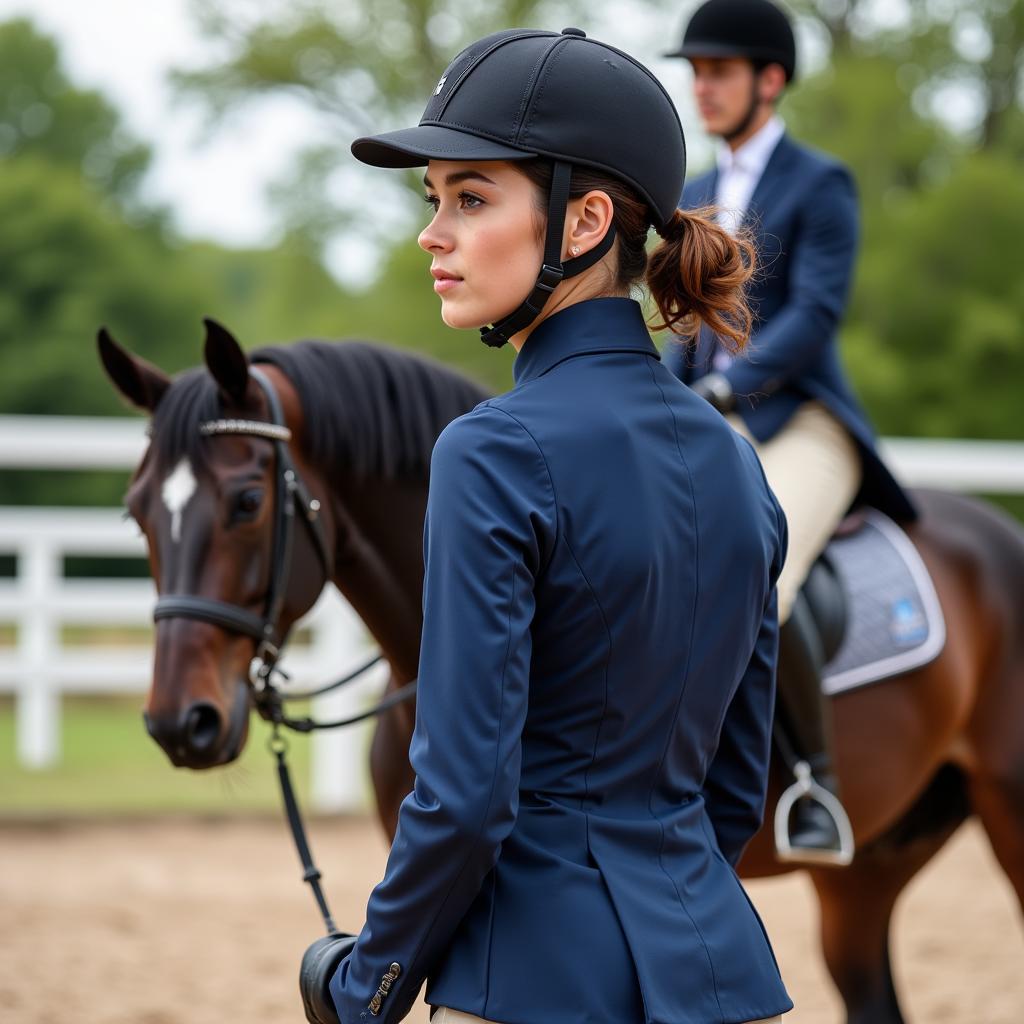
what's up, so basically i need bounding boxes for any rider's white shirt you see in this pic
[714,114,785,233]
[712,115,785,369]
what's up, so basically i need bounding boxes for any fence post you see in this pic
[17,536,61,768]
[308,591,378,814]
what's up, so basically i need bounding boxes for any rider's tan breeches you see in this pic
[728,401,861,624]
[433,1009,783,1023]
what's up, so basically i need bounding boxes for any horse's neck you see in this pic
[256,357,464,684]
[329,477,427,683]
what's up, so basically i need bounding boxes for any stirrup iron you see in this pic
[774,760,855,867]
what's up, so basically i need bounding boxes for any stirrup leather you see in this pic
[774,760,855,867]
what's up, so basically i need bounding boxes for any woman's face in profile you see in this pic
[419,159,544,332]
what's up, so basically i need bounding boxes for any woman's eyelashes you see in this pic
[423,190,485,213]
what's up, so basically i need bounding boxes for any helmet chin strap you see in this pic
[722,78,762,144]
[480,161,617,349]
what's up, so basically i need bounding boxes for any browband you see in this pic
[200,418,292,442]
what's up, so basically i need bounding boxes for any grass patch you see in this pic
[0,694,313,816]
[60,625,153,646]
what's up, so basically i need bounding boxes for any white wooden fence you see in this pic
[2,416,1024,811]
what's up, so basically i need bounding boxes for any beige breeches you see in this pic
[433,1009,783,1023]
[728,401,860,623]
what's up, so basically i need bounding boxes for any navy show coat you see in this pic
[663,134,916,523]
[331,298,793,1024]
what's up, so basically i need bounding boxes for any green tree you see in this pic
[0,18,150,208]
[846,152,1024,440]
[788,0,1024,152]
[0,157,213,417]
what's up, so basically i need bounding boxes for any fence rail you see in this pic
[2,416,1023,812]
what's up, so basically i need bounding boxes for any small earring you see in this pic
[570,245,581,256]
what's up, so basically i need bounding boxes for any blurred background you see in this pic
[0,1,1022,1022]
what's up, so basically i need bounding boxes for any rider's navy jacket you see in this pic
[663,133,917,523]
[331,298,793,1024]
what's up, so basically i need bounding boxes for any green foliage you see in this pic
[334,240,510,395]
[846,152,1024,438]
[0,18,150,206]
[0,157,213,417]
[782,53,956,202]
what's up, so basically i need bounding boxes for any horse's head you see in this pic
[98,320,332,768]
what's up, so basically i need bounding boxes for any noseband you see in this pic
[152,367,334,682]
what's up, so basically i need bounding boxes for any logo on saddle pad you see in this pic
[890,598,928,647]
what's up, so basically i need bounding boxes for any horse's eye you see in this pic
[233,489,264,519]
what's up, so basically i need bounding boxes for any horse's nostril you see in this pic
[184,702,222,753]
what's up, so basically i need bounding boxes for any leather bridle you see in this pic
[149,365,417,733]
[152,367,334,688]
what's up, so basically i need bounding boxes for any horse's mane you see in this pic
[148,340,490,480]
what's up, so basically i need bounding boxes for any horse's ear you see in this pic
[203,317,250,405]
[97,327,170,412]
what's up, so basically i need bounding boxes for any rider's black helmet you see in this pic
[664,0,797,82]
[352,28,686,347]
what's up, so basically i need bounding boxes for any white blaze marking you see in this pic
[161,458,197,543]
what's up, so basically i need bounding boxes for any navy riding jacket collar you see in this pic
[513,298,660,386]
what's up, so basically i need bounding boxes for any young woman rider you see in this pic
[327,27,793,1024]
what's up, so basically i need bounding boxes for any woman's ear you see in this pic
[563,190,615,261]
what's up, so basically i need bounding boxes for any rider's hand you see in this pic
[690,373,735,415]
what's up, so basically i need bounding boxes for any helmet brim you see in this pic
[352,124,536,168]
[662,42,794,79]
[663,42,760,59]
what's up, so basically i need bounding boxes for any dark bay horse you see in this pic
[99,320,1024,1024]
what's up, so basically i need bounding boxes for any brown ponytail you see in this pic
[647,208,756,352]
[516,162,756,351]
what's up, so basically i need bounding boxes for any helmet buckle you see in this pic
[536,264,564,294]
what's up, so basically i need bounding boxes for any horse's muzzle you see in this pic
[143,682,250,768]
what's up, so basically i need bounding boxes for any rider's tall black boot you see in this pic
[775,592,852,865]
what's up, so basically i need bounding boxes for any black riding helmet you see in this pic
[352,28,686,348]
[664,0,797,82]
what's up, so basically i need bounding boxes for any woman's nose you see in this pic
[418,215,453,254]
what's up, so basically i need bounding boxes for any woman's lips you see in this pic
[431,268,463,294]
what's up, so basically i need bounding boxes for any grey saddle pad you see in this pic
[822,510,946,696]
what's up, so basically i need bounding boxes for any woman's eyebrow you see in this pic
[422,169,498,189]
